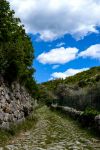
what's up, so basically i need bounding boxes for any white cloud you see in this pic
[52,65,60,69]
[37,44,100,65]
[79,44,100,59]
[56,42,65,47]
[51,68,89,79]
[8,0,100,41]
[37,47,78,64]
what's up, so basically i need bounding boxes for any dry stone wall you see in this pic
[51,105,100,132]
[0,77,34,129]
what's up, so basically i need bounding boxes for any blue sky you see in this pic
[30,32,100,83]
[9,0,100,83]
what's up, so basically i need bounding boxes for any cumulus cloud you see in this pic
[37,47,79,64]
[8,0,100,41]
[37,44,100,65]
[51,68,89,79]
[79,44,100,59]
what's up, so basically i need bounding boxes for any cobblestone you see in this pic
[2,106,100,150]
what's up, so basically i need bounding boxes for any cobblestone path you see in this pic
[1,106,100,150]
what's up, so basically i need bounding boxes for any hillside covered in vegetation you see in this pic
[38,66,100,111]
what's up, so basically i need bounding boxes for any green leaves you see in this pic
[0,0,36,96]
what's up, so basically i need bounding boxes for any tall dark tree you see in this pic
[0,0,36,95]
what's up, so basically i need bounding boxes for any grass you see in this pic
[0,111,38,147]
[50,107,100,139]
[0,106,99,149]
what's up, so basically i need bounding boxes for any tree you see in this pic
[0,0,36,95]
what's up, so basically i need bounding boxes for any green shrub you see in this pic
[83,108,99,117]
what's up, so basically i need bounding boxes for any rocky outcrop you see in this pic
[0,77,35,129]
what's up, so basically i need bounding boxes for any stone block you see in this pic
[0,80,34,129]
[1,122,9,129]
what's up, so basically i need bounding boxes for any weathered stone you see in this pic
[3,105,12,114]
[95,115,100,123]
[1,122,9,129]
[0,112,4,124]
[5,93,9,100]
[1,90,5,96]
[4,113,9,122]
[8,114,14,122]
[0,80,34,129]
[6,98,11,104]
[15,92,21,99]
[0,95,6,103]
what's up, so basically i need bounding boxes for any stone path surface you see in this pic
[1,106,100,150]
